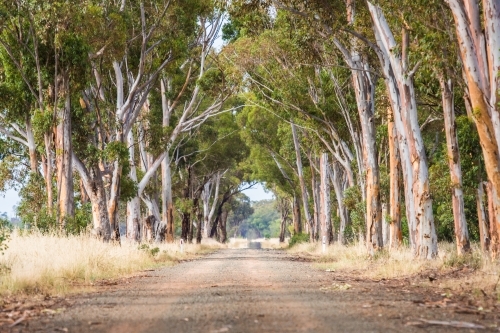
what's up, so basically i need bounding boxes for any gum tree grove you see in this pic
[0,0,499,260]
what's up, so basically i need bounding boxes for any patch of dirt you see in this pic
[2,248,499,332]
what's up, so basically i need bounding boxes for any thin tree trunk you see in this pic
[329,163,349,244]
[320,153,332,244]
[26,118,37,173]
[126,130,141,242]
[292,195,301,235]
[310,157,321,242]
[388,107,402,249]
[381,203,390,247]
[486,182,500,257]
[291,123,314,241]
[55,73,74,230]
[44,133,53,213]
[219,209,228,243]
[277,198,290,243]
[477,182,490,253]
[196,201,203,244]
[440,77,470,254]
[73,154,111,240]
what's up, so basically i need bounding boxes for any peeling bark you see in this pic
[477,182,490,253]
[440,77,470,254]
[445,0,500,258]
[55,73,74,230]
[368,2,437,258]
[388,108,402,249]
[291,123,314,240]
[320,153,332,244]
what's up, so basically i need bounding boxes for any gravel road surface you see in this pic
[23,247,494,333]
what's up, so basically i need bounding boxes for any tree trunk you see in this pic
[277,198,290,243]
[477,182,490,253]
[126,131,141,242]
[329,163,349,244]
[26,118,38,173]
[55,73,74,230]
[368,3,438,258]
[486,182,500,257]
[196,203,203,244]
[291,123,314,241]
[44,133,53,213]
[381,203,390,247]
[309,155,321,241]
[440,77,470,254]
[445,0,500,258]
[162,153,174,243]
[219,209,228,243]
[333,34,382,253]
[320,153,332,244]
[108,161,122,241]
[80,178,89,204]
[388,107,402,249]
[292,195,301,235]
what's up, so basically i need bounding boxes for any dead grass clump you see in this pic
[288,241,491,280]
[0,230,222,296]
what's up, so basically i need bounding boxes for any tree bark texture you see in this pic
[445,0,500,258]
[291,123,314,241]
[126,131,141,242]
[329,163,349,244]
[368,2,438,258]
[440,77,470,254]
[477,182,490,253]
[333,36,382,252]
[388,108,402,249]
[292,195,302,235]
[55,73,74,229]
[320,153,332,244]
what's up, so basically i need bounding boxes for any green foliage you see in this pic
[139,244,160,257]
[343,186,366,240]
[230,199,278,238]
[0,215,10,254]
[429,116,484,241]
[444,251,482,270]
[288,233,309,247]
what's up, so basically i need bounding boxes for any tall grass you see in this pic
[289,241,499,283]
[0,230,223,296]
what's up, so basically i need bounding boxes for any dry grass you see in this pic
[0,230,223,296]
[288,241,500,291]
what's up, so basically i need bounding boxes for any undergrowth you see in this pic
[0,230,223,296]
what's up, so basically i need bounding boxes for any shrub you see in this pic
[0,216,10,255]
[289,233,309,247]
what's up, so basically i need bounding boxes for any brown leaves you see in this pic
[0,295,70,330]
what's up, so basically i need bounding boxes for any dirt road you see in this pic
[21,248,496,332]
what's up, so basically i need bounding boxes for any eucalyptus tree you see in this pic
[445,0,500,257]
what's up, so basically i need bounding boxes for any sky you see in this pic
[0,183,274,219]
[1,189,19,218]
[242,183,275,201]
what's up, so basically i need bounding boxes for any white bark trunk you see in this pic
[445,0,500,258]
[126,130,141,242]
[55,73,74,229]
[368,2,438,258]
[320,153,332,244]
[440,77,470,254]
[291,123,314,240]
